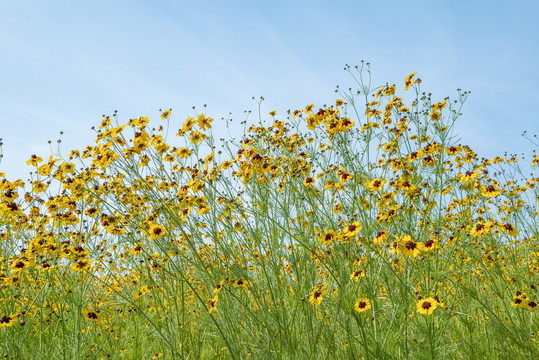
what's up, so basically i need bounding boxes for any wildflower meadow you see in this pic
[1,63,539,359]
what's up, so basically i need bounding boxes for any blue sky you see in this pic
[1,0,538,181]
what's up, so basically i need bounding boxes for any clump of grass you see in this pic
[1,62,539,359]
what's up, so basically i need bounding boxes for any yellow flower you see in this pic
[343,221,362,237]
[234,279,249,289]
[208,295,219,314]
[422,238,439,252]
[268,110,277,116]
[132,244,144,255]
[397,235,425,257]
[499,222,518,236]
[10,258,31,274]
[416,297,438,315]
[182,116,196,132]
[524,301,538,311]
[303,177,315,187]
[429,111,441,122]
[309,283,327,306]
[189,131,206,144]
[469,221,493,237]
[373,230,388,244]
[26,154,43,167]
[305,104,315,113]
[214,280,225,294]
[364,178,386,192]
[319,230,337,246]
[149,224,166,240]
[160,109,171,120]
[291,109,303,118]
[354,298,371,313]
[0,314,17,328]
[422,155,436,167]
[404,72,417,91]
[460,170,480,184]
[432,100,446,111]
[480,183,501,198]
[350,269,365,282]
[176,147,192,159]
[71,259,92,272]
[82,309,102,323]
[197,114,213,130]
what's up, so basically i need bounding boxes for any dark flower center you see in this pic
[405,241,416,250]
[421,301,432,310]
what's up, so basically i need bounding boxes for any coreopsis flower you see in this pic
[160,109,171,120]
[397,235,425,257]
[309,283,327,306]
[445,146,461,156]
[350,269,365,282]
[197,114,213,130]
[407,151,420,162]
[71,259,92,272]
[343,221,362,237]
[422,155,436,167]
[364,178,387,192]
[132,244,143,255]
[208,296,219,314]
[197,205,211,215]
[234,279,248,289]
[499,222,518,236]
[365,105,382,118]
[37,262,54,271]
[480,183,501,198]
[469,221,494,237]
[10,258,31,274]
[404,72,417,90]
[180,207,191,220]
[31,180,48,193]
[432,100,446,111]
[181,116,196,132]
[26,154,43,167]
[291,109,303,118]
[460,170,480,184]
[176,147,192,159]
[339,170,353,183]
[430,111,441,122]
[214,280,225,294]
[524,301,538,311]
[511,292,527,309]
[373,230,388,245]
[189,131,206,144]
[69,245,90,259]
[37,155,59,176]
[149,224,166,240]
[416,297,438,315]
[361,198,371,210]
[154,141,169,156]
[319,230,337,246]
[82,309,102,323]
[303,177,315,187]
[422,238,439,252]
[354,298,371,313]
[0,314,17,328]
